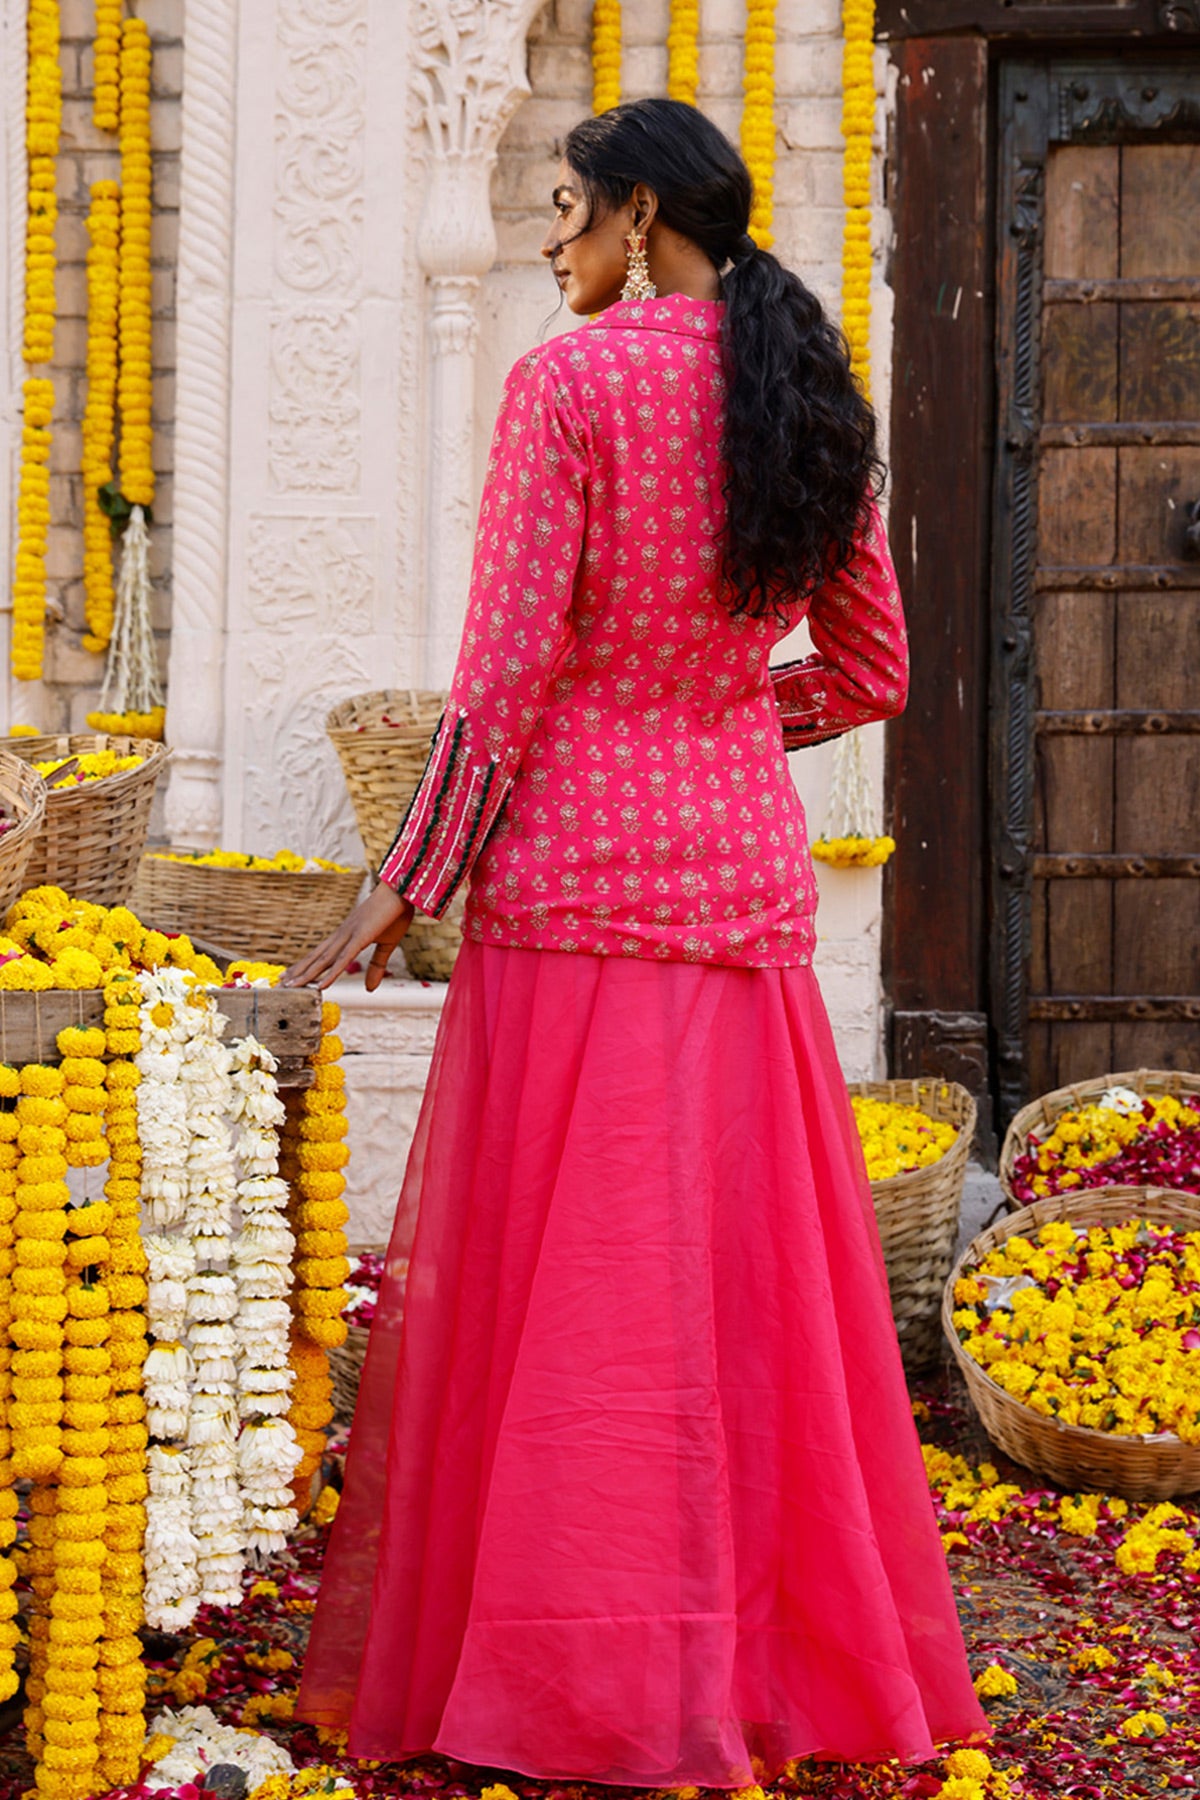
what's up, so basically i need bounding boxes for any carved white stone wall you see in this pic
[332,975,447,1249]
[213,0,408,864]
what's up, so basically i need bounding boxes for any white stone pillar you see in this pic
[163,0,240,847]
[411,0,545,689]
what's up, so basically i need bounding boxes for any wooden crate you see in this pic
[0,985,322,1085]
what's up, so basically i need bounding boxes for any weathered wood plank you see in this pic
[0,986,322,1071]
[1037,708,1200,732]
[883,35,991,1037]
[1041,423,1200,447]
[1044,145,1118,281]
[1038,448,1118,564]
[1121,145,1200,279]
[1035,564,1200,589]
[1046,278,1200,302]
[1029,996,1200,1022]
[1033,853,1200,876]
[1121,305,1200,420]
[1117,447,1200,566]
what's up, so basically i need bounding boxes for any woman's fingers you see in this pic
[363,906,414,992]
[282,922,357,990]
[281,884,415,990]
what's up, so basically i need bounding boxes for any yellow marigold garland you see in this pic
[0,1082,18,1706]
[811,833,895,869]
[82,181,121,656]
[840,0,876,396]
[666,0,698,106]
[592,0,621,113]
[84,706,166,740]
[24,0,61,366]
[118,17,154,508]
[284,1003,350,1512]
[12,0,62,685]
[93,0,122,132]
[12,376,55,684]
[741,0,776,248]
[96,1001,148,1787]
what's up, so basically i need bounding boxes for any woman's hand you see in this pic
[281,881,415,991]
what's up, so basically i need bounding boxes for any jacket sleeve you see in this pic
[771,505,909,751]
[378,353,588,916]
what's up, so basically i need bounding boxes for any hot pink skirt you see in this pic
[298,943,988,1786]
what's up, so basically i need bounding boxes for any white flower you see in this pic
[239,1367,292,1394]
[186,1272,238,1321]
[145,1705,295,1788]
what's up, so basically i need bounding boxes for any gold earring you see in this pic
[621,230,657,302]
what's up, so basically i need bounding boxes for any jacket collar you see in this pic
[587,292,723,341]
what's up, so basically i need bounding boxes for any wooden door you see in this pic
[991,63,1200,1122]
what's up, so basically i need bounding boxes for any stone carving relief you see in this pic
[268,309,362,493]
[273,0,367,293]
[239,633,378,864]
[269,0,368,496]
[245,514,375,633]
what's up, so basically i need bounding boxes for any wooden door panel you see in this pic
[1039,447,1117,563]
[1112,1021,1199,1073]
[1114,593,1200,710]
[1121,306,1200,420]
[1113,883,1200,994]
[1043,305,1118,421]
[1117,447,1200,562]
[992,66,1200,1123]
[1115,741,1200,854]
[1044,143,1119,279]
[1034,590,1114,707]
[1120,145,1200,278]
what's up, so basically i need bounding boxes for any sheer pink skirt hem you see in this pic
[298,944,989,1786]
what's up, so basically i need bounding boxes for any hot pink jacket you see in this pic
[380,293,907,967]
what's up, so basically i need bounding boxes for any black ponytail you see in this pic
[563,98,884,620]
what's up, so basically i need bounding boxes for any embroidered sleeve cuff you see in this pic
[377,712,512,917]
[771,657,878,750]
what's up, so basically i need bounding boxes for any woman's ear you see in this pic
[630,182,659,234]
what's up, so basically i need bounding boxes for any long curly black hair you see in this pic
[562,99,884,620]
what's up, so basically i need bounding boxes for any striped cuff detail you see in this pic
[377,712,510,917]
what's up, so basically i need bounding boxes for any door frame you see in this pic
[878,5,1200,1137]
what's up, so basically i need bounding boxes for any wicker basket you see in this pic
[0,753,47,918]
[1000,1068,1200,1210]
[7,733,169,906]
[132,853,366,966]
[943,1185,1200,1500]
[326,689,447,870]
[403,888,466,983]
[849,1077,977,1371]
[330,1323,370,1424]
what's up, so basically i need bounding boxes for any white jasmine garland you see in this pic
[144,1445,201,1631]
[230,1036,302,1543]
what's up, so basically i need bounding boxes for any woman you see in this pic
[291,99,988,1787]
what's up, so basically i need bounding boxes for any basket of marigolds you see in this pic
[0,751,47,916]
[1000,1070,1200,1210]
[849,1078,977,1370]
[133,847,366,966]
[943,1186,1200,1501]
[7,732,169,905]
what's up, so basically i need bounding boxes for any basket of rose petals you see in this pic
[1001,1070,1200,1210]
